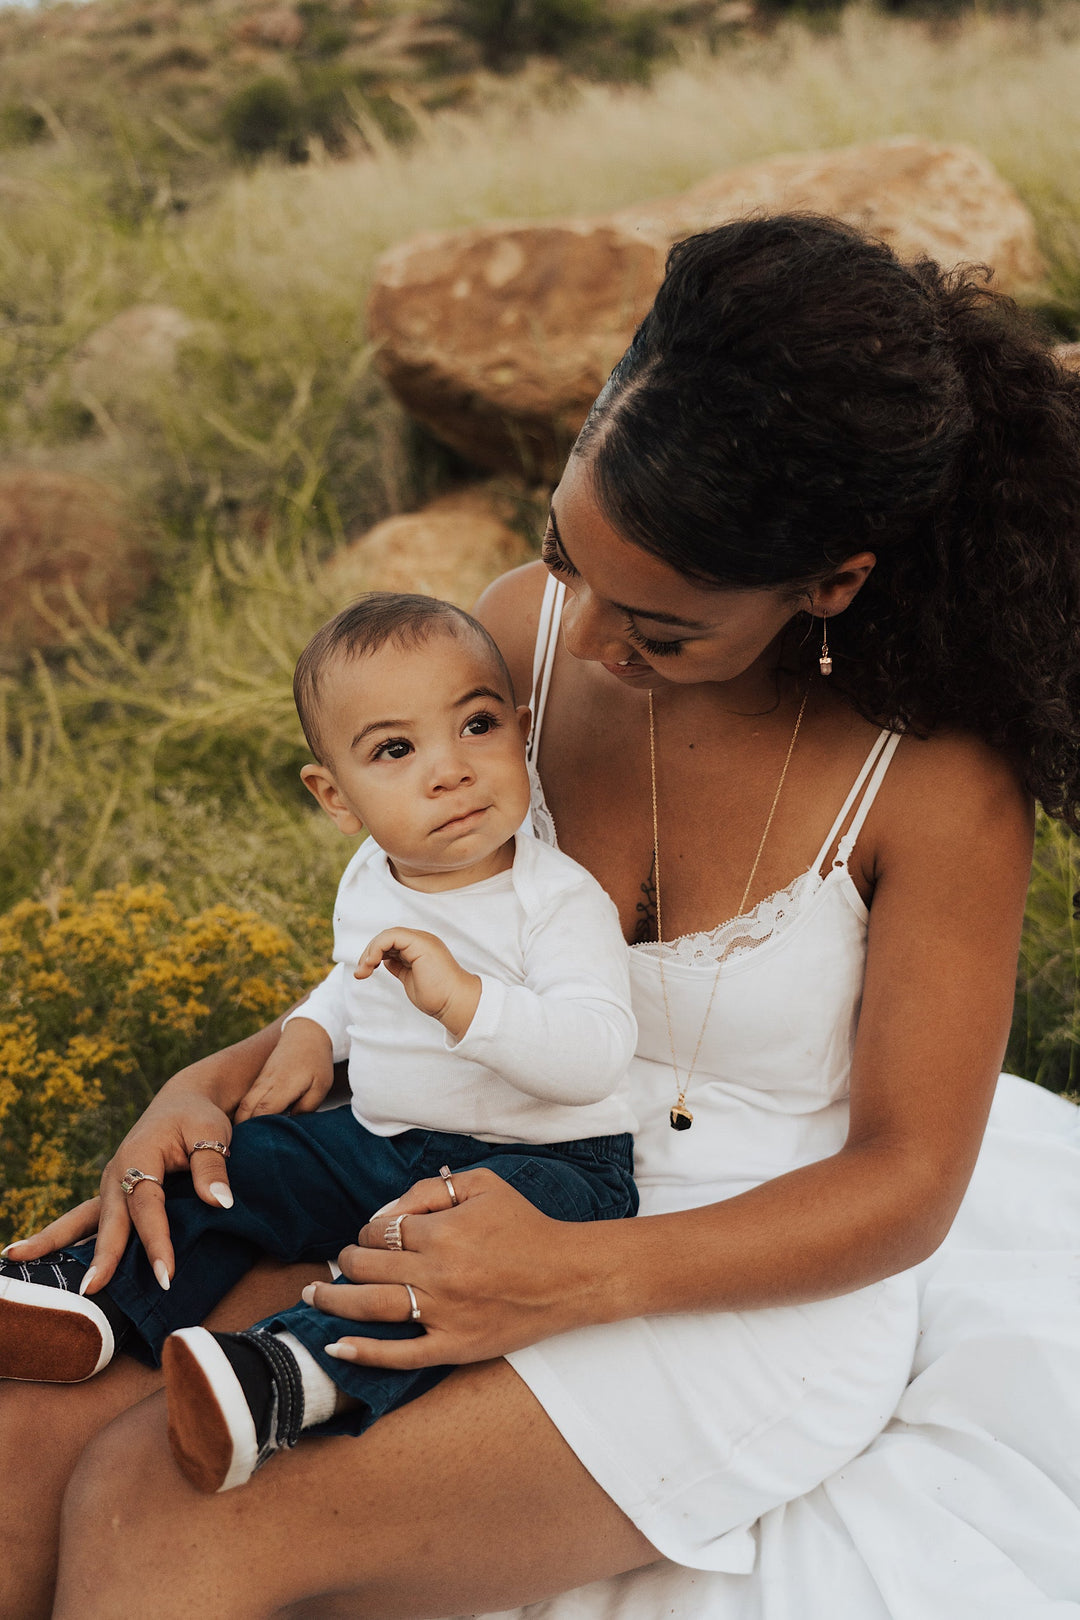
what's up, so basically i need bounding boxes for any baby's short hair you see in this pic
[295,592,516,764]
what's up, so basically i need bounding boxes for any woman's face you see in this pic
[543,456,811,693]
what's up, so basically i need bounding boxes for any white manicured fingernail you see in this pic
[153,1260,171,1292]
[324,1342,356,1361]
[210,1183,233,1209]
[372,1201,396,1217]
[1,1243,19,1257]
[301,1283,317,1305]
[78,1267,97,1296]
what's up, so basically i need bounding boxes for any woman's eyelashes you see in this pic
[624,620,686,657]
[541,532,576,576]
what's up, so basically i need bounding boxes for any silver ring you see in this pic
[190,1140,230,1159]
[120,1167,162,1196]
[384,1213,408,1251]
[403,1283,422,1324]
[438,1164,459,1207]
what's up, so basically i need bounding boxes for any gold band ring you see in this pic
[403,1283,422,1324]
[384,1213,408,1251]
[190,1140,230,1158]
[120,1167,162,1196]
[438,1164,459,1207]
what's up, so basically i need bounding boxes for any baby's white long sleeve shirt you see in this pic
[286,832,638,1144]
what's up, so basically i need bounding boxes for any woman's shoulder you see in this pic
[881,726,1034,871]
[473,561,550,710]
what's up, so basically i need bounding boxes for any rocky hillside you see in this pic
[0,0,749,203]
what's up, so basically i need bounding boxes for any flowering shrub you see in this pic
[0,884,330,1243]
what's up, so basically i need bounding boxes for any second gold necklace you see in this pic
[647,687,809,1130]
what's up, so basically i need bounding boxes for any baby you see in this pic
[0,592,638,1493]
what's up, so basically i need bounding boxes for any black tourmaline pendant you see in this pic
[669,1104,693,1131]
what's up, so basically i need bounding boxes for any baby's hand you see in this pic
[234,1018,335,1122]
[356,928,481,1042]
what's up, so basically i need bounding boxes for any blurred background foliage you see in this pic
[0,0,1078,1238]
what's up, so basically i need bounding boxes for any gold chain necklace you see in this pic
[647,686,809,1130]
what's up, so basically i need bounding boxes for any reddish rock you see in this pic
[370,137,1045,479]
[0,471,153,667]
[318,488,534,611]
[232,6,305,48]
[369,223,665,479]
[614,137,1044,294]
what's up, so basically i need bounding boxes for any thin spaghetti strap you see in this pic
[809,730,891,875]
[526,577,565,764]
[832,732,903,871]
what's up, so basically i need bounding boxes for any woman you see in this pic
[3,215,1079,1619]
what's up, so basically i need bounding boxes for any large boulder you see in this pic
[368,223,664,479]
[0,470,153,667]
[369,137,1045,479]
[318,487,534,612]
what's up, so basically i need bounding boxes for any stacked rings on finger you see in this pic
[120,1167,162,1196]
[384,1213,408,1251]
[403,1283,422,1323]
[190,1140,230,1158]
[439,1164,459,1207]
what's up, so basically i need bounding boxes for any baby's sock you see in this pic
[274,1330,338,1427]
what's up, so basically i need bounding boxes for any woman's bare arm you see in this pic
[303,733,1033,1365]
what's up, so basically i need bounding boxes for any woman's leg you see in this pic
[0,1258,328,1620]
[56,1358,660,1620]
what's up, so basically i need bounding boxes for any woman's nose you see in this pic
[560,587,631,665]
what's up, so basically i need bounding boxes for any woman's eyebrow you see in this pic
[547,506,711,630]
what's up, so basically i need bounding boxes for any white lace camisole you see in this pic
[525,575,902,1216]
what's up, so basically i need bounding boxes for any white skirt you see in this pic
[466,1077,1080,1619]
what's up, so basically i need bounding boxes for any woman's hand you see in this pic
[2,1018,290,1290]
[3,1091,237,1294]
[300,1169,599,1368]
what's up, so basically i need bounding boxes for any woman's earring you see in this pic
[819,615,832,677]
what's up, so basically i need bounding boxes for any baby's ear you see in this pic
[300,763,364,837]
[515,705,532,745]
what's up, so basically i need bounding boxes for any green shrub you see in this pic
[0,101,48,149]
[0,884,332,1243]
[1006,813,1080,1093]
[223,78,305,161]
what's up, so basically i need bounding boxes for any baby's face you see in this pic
[303,630,531,886]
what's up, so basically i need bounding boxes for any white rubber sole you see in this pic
[0,1275,114,1382]
[163,1327,260,1494]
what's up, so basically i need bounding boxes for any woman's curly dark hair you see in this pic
[578,215,1080,827]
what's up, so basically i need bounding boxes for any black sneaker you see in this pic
[162,1327,305,1494]
[0,1253,129,1382]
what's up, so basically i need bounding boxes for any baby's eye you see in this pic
[372,738,412,760]
[462,711,499,736]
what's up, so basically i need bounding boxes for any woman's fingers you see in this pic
[356,1169,482,1246]
[188,1142,234,1210]
[123,1179,176,1290]
[325,1330,445,1371]
[1,1198,102,1260]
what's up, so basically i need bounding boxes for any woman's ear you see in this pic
[808,551,877,618]
[300,763,364,836]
